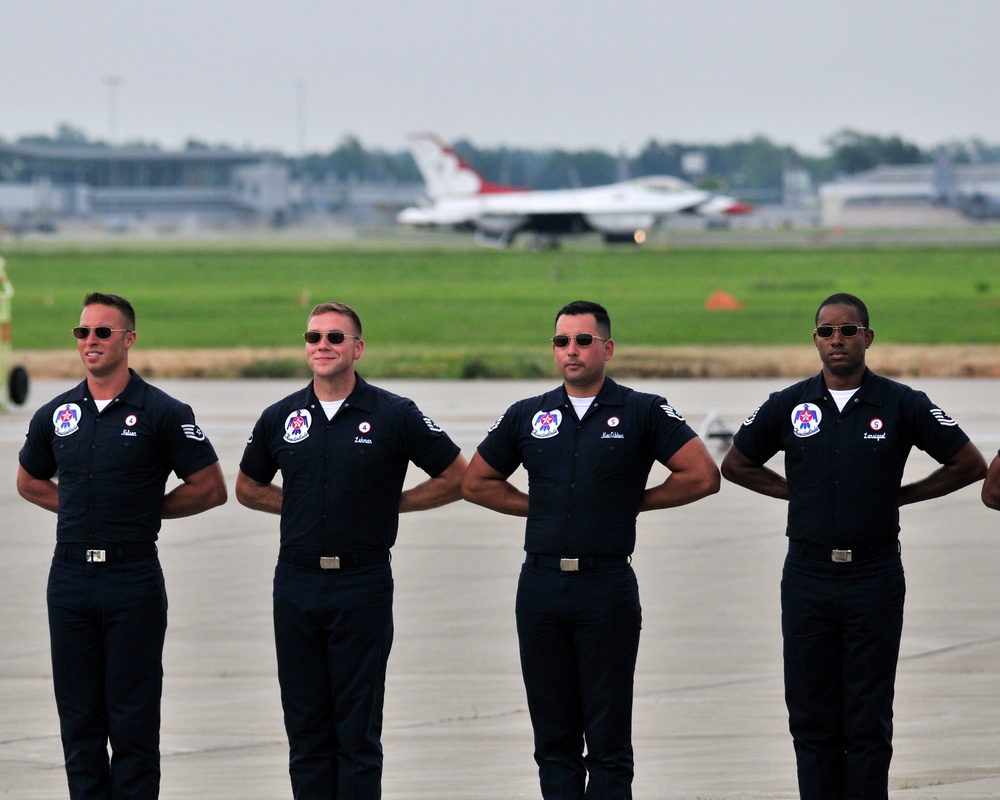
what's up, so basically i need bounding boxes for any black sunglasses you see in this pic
[303,330,360,345]
[552,333,606,348]
[814,324,866,338]
[72,326,131,340]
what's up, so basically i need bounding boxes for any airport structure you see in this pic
[0,140,422,234]
[819,160,1000,227]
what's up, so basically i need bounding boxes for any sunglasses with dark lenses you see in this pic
[303,330,360,345]
[814,324,866,338]
[72,326,130,340]
[551,333,607,348]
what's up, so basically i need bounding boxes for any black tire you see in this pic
[9,365,29,405]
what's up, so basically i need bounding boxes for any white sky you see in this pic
[3,1,999,157]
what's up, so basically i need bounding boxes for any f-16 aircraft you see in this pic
[397,133,752,247]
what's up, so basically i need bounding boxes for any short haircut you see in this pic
[555,300,611,339]
[816,292,869,329]
[308,301,363,337]
[83,292,136,330]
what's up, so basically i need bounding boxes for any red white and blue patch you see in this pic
[53,403,82,437]
[531,409,562,439]
[790,403,822,438]
[283,409,313,443]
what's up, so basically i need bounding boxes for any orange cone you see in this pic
[705,290,743,310]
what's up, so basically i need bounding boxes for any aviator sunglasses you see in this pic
[72,326,131,339]
[303,330,361,345]
[551,333,607,348]
[814,324,867,338]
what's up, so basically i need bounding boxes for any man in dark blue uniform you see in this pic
[722,292,987,800]
[983,451,1000,509]
[16,292,228,799]
[235,301,467,799]
[461,300,720,799]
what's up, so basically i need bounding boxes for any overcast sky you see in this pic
[4,1,999,157]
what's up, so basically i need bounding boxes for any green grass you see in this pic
[3,245,999,353]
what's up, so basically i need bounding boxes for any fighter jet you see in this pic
[397,133,752,247]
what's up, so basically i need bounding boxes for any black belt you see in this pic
[278,548,390,570]
[525,554,630,572]
[788,539,900,563]
[55,542,158,564]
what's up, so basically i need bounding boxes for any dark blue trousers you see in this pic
[515,562,641,800]
[781,551,906,800]
[46,555,167,800]
[273,561,394,800]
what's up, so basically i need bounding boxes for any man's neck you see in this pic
[564,378,605,399]
[313,372,357,402]
[823,367,865,392]
[87,369,131,401]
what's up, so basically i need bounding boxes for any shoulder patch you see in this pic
[929,407,958,427]
[659,403,685,422]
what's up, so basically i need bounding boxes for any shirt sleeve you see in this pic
[399,400,462,477]
[160,400,220,479]
[475,404,523,478]
[239,413,279,485]
[18,405,58,480]
[648,395,699,464]
[902,388,970,463]
[732,392,785,465]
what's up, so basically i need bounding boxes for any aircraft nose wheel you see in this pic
[9,365,29,405]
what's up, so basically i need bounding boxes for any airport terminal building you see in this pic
[0,141,421,233]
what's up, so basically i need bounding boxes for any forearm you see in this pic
[721,460,789,500]
[462,479,529,517]
[235,470,283,514]
[400,457,468,512]
[162,463,228,519]
[899,442,987,506]
[16,468,59,513]
[983,456,1000,510]
[639,469,720,512]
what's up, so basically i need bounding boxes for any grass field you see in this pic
[3,244,999,377]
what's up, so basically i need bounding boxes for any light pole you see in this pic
[104,76,122,144]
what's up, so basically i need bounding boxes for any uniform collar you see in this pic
[306,372,376,413]
[71,368,147,410]
[808,368,884,408]
[559,376,625,408]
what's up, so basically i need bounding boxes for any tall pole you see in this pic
[104,76,122,144]
[296,79,307,157]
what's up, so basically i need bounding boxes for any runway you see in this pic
[2,377,999,799]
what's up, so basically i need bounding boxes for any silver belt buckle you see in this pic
[319,556,341,570]
[831,549,852,563]
[86,549,106,563]
[559,558,579,572]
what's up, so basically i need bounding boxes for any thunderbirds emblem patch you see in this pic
[531,409,563,439]
[283,409,313,443]
[791,403,822,438]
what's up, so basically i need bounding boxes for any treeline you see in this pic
[13,124,1000,197]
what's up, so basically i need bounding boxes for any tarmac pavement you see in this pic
[2,377,999,799]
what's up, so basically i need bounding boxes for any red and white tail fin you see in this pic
[407,133,522,200]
